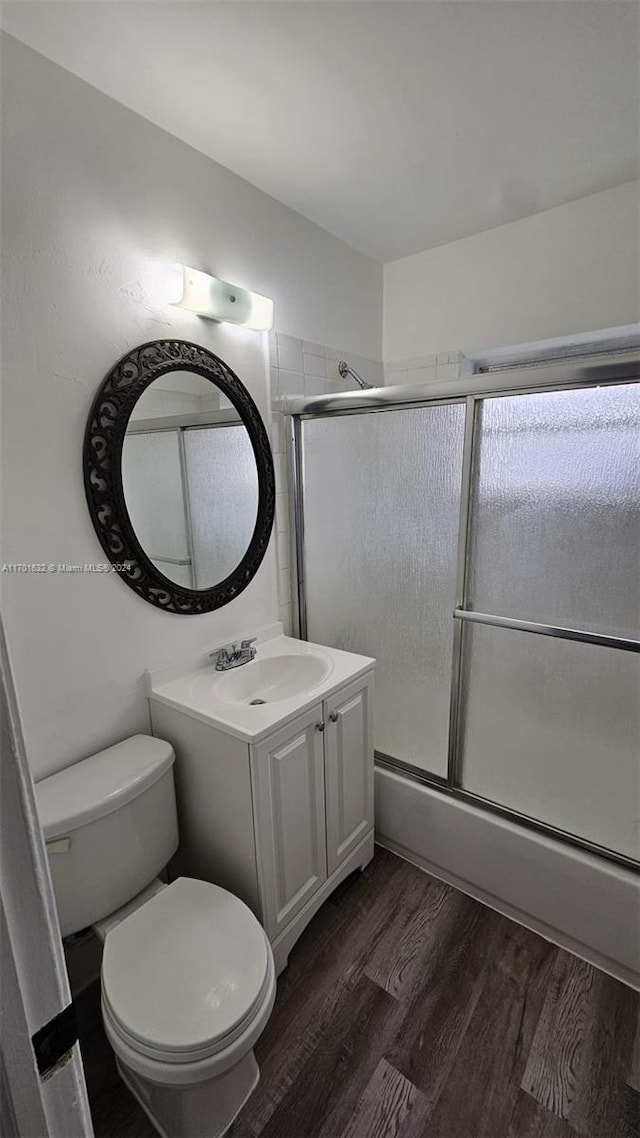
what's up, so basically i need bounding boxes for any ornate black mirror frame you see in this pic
[83,339,275,614]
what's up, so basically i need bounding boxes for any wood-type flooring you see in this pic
[77,847,639,1138]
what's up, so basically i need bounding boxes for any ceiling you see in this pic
[2,1,638,263]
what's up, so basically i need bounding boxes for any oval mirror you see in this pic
[84,340,275,613]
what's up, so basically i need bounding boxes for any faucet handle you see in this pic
[240,638,257,650]
[210,645,233,661]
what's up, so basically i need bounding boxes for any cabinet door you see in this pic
[324,672,374,876]
[251,705,327,939]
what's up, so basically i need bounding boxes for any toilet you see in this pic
[35,734,276,1138]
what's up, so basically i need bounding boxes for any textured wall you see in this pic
[0,36,381,778]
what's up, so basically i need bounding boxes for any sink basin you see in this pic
[149,629,376,741]
[191,652,332,706]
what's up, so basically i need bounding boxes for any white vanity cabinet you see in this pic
[324,675,374,874]
[253,673,374,943]
[149,666,374,974]
[251,702,328,940]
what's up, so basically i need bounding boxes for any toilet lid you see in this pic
[101,878,270,1060]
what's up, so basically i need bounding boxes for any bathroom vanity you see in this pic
[147,627,375,973]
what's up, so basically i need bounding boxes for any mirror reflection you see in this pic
[122,371,259,590]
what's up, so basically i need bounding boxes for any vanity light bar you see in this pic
[166,263,274,331]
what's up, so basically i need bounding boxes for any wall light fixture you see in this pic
[165,263,273,331]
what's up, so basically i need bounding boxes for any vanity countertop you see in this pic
[147,626,375,744]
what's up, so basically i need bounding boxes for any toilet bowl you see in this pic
[35,735,276,1138]
[100,878,276,1138]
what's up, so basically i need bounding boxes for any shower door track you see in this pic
[285,354,640,874]
[373,751,640,874]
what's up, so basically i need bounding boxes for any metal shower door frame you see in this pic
[286,354,640,872]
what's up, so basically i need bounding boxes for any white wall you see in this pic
[0,35,382,780]
[383,181,640,361]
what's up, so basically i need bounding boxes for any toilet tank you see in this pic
[35,735,179,937]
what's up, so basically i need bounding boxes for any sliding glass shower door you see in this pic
[458,384,640,861]
[301,403,465,777]
[122,428,194,588]
[122,423,258,590]
[297,373,639,865]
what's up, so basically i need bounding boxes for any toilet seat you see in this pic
[101,877,272,1065]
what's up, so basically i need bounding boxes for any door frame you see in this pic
[0,618,93,1138]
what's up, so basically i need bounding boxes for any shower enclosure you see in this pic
[288,355,639,870]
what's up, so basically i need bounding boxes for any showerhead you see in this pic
[338,360,373,390]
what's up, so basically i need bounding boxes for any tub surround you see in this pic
[376,768,640,991]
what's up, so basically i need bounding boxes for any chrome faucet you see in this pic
[211,638,257,671]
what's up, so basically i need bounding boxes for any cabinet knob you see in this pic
[316,722,325,732]
[329,711,339,723]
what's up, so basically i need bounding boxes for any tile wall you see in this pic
[268,330,384,400]
[384,349,464,385]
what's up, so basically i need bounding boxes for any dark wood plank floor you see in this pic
[77,848,639,1138]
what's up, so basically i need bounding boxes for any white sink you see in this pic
[190,652,332,706]
[148,628,375,743]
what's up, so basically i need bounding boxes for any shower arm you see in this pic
[337,360,373,389]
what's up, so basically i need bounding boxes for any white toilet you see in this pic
[35,734,276,1138]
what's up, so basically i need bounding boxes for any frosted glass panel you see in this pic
[459,623,640,859]
[122,430,192,584]
[468,384,640,638]
[302,405,465,776]
[184,425,258,589]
